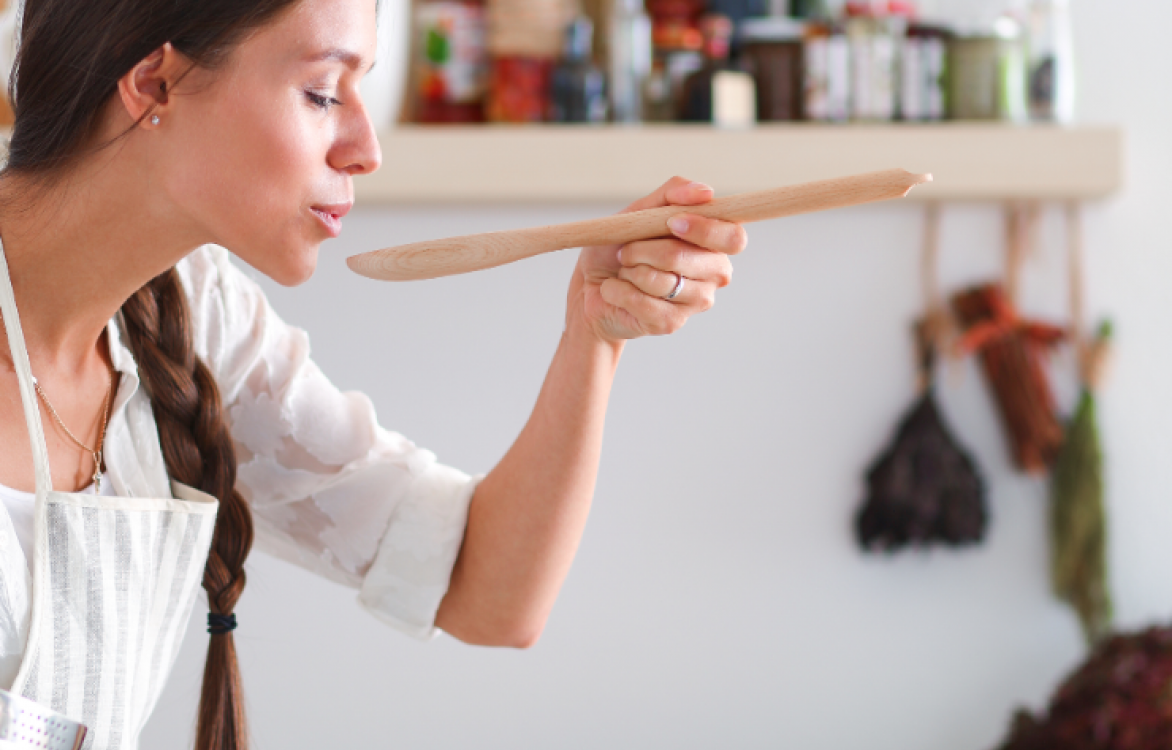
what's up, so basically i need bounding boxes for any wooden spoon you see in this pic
[347,168,932,282]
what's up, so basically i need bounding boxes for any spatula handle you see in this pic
[347,168,932,282]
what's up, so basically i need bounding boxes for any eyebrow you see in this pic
[303,48,376,73]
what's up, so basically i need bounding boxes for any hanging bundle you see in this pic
[855,205,988,552]
[952,283,1067,474]
[855,322,988,551]
[1050,204,1113,645]
[996,625,1172,750]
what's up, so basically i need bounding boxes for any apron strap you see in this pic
[0,238,54,497]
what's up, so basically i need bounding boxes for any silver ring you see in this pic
[664,273,685,301]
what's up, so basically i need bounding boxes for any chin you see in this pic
[267,247,319,287]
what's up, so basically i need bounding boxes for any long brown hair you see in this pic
[4,1,315,747]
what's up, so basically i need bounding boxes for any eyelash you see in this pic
[305,91,342,111]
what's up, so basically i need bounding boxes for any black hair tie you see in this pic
[207,612,237,636]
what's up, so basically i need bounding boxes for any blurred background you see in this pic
[126,0,1172,748]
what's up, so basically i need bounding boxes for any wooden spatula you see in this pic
[347,168,932,282]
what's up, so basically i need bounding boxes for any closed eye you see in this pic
[305,91,342,111]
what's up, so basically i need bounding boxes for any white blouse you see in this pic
[0,244,481,686]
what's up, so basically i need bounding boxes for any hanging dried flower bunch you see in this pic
[1050,206,1115,645]
[952,283,1066,474]
[855,316,988,551]
[996,625,1172,750]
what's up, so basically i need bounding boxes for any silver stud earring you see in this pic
[150,115,160,125]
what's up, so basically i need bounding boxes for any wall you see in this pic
[142,1,1172,748]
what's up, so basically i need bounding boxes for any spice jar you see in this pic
[488,57,554,122]
[900,23,949,121]
[740,17,806,122]
[678,13,755,127]
[948,17,1028,121]
[844,0,904,122]
[484,0,574,122]
[411,0,489,123]
[802,9,849,121]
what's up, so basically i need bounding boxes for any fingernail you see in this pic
[617,247,623,264]
[667,216,689,234]
[689,181,713,193]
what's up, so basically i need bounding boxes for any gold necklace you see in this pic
[30,370,114,493]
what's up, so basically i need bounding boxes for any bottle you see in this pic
[487,56,554,122]
[741,16,806,121]
[609,0,654,122]
[901,22,949,121]
[549,17,609,122]
[412,0,488,123]
[1026,0,1074,122]
[844,0,901,122]
[803,0,850,122]
[641,57,675,121]
[678,14,756,127]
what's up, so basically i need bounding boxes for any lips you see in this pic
[310,201,352,238]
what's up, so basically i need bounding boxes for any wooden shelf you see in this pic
[355,124,1123,205]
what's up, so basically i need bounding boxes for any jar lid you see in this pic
[951,16,1022,39]
[740,17,807,42]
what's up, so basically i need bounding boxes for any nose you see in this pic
[329,98,383,176]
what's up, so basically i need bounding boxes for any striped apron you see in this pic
[0,240,219,750]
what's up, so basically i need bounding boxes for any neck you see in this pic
[0,139,209,379]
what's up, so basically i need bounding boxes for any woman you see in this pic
[0,0,743,747]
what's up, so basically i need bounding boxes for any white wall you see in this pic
[143,1,1172,748]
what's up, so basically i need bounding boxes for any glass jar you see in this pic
[412,0,488,123]
[741,17,806,122]
[803,14,850,121]
[487,57,554,122]
[948,18,1028,121]
[900,23,949,121]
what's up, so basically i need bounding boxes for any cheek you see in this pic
[168,92,325,278]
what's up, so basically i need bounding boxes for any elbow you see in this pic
[447,616,546,649]
[503,620,545,649]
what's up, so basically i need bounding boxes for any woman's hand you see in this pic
[566,177,745,345]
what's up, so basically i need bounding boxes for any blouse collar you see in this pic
[104,310,141,421]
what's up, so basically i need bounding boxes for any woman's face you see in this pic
[160,0,381,286]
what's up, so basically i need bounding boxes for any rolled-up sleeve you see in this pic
[175,244,481,640]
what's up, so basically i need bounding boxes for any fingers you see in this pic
[599,278,692,336]
[619,236,734,282]
[617,268,713,311]
[621,176,715,214]
[664,213,748,256]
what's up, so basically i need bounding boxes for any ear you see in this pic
[116,42,184,128]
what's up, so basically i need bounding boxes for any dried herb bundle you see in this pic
[953,283,1066,474]
[855,322,987,551]
[996,625,1172,750]
[1050,322,1114,645]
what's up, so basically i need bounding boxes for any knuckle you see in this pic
[717,260,734,287]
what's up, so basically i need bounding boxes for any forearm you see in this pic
[434,318,624,647]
